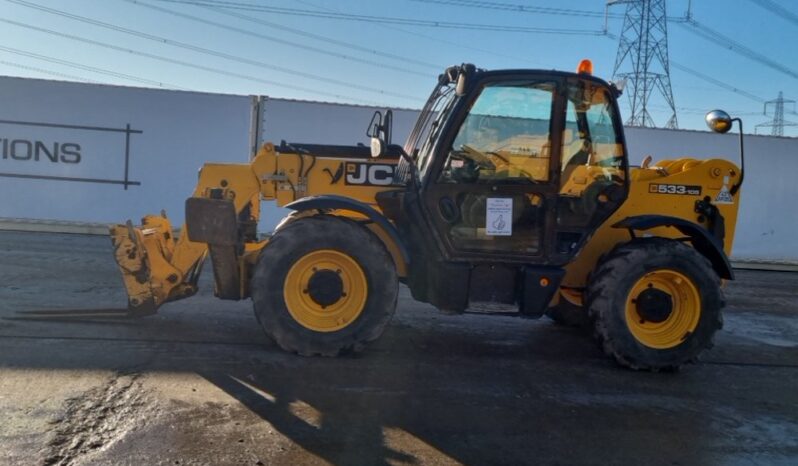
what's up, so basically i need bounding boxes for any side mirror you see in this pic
[456,72,467,96]
[705,109,733,134]
[455,63,476,96]
[705,109,746,196]
[366,110,393,158]
[370,137,385,158]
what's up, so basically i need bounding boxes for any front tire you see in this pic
[587,238,723,371]
[252,215,398,356]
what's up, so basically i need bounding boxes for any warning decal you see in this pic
[715,176,734,204]
[486,198,512,236]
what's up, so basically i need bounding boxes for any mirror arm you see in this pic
[731,117,744,196]
[389,144,420,186]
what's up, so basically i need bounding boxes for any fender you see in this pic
[613,215,734,280]
[285,195,410,267]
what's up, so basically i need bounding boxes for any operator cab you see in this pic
[404,63,627,263]
[383,63,629,312]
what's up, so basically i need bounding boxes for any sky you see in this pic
[0,0,796,134]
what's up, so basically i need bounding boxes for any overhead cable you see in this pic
[123,0,435,77]
[409,0,616,18]
[4,0,421,101]
[670,61,765,103]
[0,59,100,83]
[746,0,798,27]
[182,1,442,70]
[0,18,392,105]
[150,0,609,34]
[294,0,539,65]
[678,19,798,80]
[599,33,766,104]
[0,45,187,89]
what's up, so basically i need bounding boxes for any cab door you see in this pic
[422,77,565,264]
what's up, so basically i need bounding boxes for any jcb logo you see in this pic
[344,162,396,186]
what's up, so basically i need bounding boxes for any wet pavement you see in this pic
[0,230,796,465]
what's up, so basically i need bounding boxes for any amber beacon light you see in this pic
[577,59,593,75]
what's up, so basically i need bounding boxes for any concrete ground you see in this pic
[0,231,796,466]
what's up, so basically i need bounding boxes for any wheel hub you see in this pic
[624,269,702,349]
[283,249,368,332]
[306,269,344,307]
[635,288,673,323]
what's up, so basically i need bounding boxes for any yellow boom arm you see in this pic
[110,143,399,315]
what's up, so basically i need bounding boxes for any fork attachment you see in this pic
[109,212,204,316]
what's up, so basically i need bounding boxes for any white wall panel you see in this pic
[1,75,795,263]
[259,98,419,147]
[0,76,252,226]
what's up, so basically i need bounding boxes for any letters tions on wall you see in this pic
[0,119,142,190]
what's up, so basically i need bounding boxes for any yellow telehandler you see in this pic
[110,62,744,370]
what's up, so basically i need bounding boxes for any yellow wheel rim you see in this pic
[283,249,368,332]
[624,269,701,349]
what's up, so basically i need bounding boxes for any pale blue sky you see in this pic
[1,0,796,133]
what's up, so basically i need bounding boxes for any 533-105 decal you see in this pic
[648,184,702,196]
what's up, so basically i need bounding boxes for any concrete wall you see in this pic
[1,75,795,263]
[260,98,419,147]
[0,76,252,226]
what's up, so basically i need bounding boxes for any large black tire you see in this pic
[587,238,724,371]
[251,215,398,356]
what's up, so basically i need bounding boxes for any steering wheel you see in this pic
[457,144,540,182]
[458,144,497,169]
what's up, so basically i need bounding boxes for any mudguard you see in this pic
[285,195,410,266]
[614,215,734,280]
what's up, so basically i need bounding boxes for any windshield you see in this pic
[397,82,457,182]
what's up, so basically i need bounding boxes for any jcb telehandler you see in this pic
[111,62,744,370]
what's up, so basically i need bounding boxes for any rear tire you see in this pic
[587,238,723,371]
[252,215,398,356]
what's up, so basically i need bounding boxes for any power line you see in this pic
[678,18,798,80]
[409,0,614,18]
[670,61,765,103]
[192,1,443,70]
[293,0,542,67]
[123,0,435,78]
[151,0,609,34]
[648,104,762,116]
[0,45,188,89]
[5,0,421,102]
[0,59,100,83]
[600,29,765,109]
[0,19,387,105]
[408,0,692,23]
[746,0,798,27]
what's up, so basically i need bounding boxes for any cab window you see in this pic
[440,82,555,184]
[558,79,626,233]
[562,82,624,175]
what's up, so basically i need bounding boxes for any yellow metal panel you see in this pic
[562,158,741,288]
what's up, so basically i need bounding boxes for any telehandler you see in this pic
[110,61,744,370]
